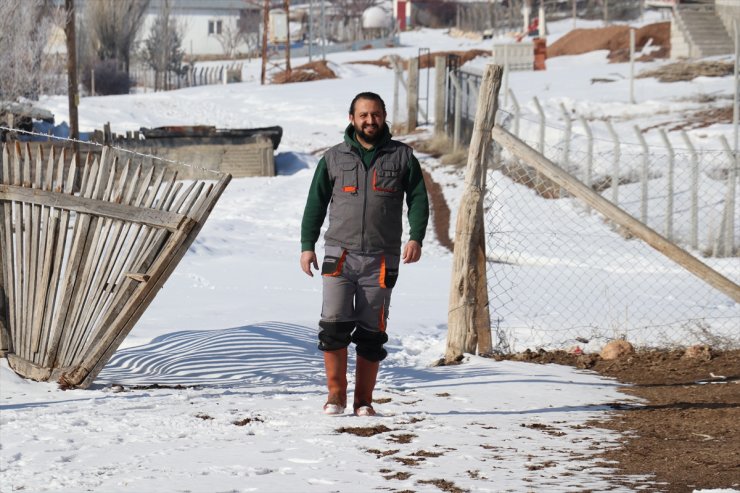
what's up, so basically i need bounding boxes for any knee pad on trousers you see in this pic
[318,320,354,352]
[352,328,388,362]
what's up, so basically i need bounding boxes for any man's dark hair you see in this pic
[349,92,386,116]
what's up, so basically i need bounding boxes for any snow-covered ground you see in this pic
[2,14,738,493]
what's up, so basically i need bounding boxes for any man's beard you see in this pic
[354,122,382,144]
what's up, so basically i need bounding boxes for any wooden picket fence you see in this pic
[0,142,231,388]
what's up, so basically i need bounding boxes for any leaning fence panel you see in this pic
[0,141,231,388]
[486,118,739,353]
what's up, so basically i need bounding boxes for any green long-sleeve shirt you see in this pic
[301,124,429,252]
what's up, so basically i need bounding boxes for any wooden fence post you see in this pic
[434,56,446,136]
[491,125,740,304]
[445,64,503,363]
[407,57,419,132]
[0,254,8,355]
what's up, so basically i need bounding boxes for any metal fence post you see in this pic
[560,103,571,169]
[635,125,649,224]
[606,119,620,206]
[579,116,593,190]
[450,72,463,151]
[407,57,419,132]
[734,20,739,158]
[681,130,699,250]
[660,129,674,240]
[508,89,520,136]
[629,28,636,104]
[503,44,509,108]
[533,96,545,154]
[719,135,737,257]
[434,56,447,136]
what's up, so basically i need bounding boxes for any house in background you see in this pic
[141,0,263,58]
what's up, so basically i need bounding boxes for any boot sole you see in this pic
[323,403,346,415]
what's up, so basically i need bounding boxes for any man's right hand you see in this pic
[300,251,319,277]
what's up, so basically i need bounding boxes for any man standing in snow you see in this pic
[300,92,429,416]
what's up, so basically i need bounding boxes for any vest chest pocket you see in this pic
[373,162,402,194]
[341,163,358,193]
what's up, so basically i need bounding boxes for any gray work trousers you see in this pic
[321,245,400,333]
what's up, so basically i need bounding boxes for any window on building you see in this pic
[208,20,223,35]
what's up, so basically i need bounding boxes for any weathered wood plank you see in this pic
[78,169,181,342]
[0,184,187,232]
[73,164,160,357]
[62,155,119,365]
[46,153,99,367]
[0,244,8,355]
[0,145,16,356]
[27,145,45,357]
[86,178,196,349]
[73,161,133,348]
[40,152,76,368]
[12,143,25,359]
[7,352,52,381]
[491,124,740,303]
[69,174,231,389]
[0,145,13,354]
[31,147,57,358]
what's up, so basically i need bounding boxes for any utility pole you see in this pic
[320,0,326,60]
[308,0,313,62]
[261,0,269,85]
[284,0,291,76]
[64,0,80,165]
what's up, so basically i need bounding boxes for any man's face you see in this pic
[350,98,386,145]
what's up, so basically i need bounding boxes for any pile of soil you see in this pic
[548,22,670,62]
[271,60,337,84]
[637,60,734,82]
[492,348,740,492]
[350,49,491,70]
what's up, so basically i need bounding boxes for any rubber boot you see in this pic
[323,348,348,415]
[353,355,379,416]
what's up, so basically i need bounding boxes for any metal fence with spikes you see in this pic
[0,141,231,388]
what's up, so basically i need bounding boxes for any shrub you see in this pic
[82,59,132,96]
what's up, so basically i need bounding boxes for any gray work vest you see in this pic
[323,140,413,255]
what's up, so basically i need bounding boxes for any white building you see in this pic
[141,0,262,58]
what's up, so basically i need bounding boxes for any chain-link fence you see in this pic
[485,111,739,353]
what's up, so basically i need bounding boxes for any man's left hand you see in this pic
[402,240,422,264]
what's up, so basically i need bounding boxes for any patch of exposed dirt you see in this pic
[387,433,417,444]
[367,448,399,458]
[637,60,734,83]
[417,478,469,493]
[383,471,413,480]
[337,425,391,437]
[548,22,670,63]
[639,104,733,133]
[233,416,263,426]
[421,168,454,252]
[271,60,337,84]
[492,348,740,492]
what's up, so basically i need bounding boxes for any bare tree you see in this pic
[0,0,63,102]
[215,21,246,58]
[84,0,150,74]
[142,0,184,91]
